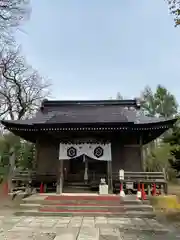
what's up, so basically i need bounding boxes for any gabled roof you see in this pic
[1,99,177,128]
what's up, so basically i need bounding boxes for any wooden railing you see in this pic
[12,169,167,186]
[65,172,107,182]
[112,171,167,183]
[12,170,166,182]
[12,170,56,182]
[112,170,167,194]
[11,169,168,194]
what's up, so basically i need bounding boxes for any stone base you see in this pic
[99,185,108,195]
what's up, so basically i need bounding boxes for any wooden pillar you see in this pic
[57,159,63,194]
[8,147,15,193]
[107,160,113,193]
[139,135,145,171]
[84,155,88,184]
[33,141,38,170]
[60,159,63,194]
[163,168,168,195]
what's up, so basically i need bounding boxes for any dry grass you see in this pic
[0,183,23,215]
[150,183,180,212]
[150,184,180,226]
[168,183,180,195]
[150,195,180,211]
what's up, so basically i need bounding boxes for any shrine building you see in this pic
[1,99,176,193]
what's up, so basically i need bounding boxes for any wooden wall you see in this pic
[36,138,59,175]
[35,136,143,176]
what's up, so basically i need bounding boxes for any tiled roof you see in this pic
[1,100,176,126]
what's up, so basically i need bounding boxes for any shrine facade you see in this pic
[1,99,176,193]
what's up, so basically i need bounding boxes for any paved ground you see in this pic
[0,215,179,239]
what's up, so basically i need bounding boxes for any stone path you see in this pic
[0,215,179,239]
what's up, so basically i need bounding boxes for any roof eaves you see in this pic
[134,118,177,126]
[1,119,33,127]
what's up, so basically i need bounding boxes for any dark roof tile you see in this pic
[46,105,129,123]
[1,100,176,126]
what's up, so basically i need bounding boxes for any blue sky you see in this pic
[16,0,180,102]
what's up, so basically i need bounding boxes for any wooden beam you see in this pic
[107,161,113,193]
[124,144,141,147]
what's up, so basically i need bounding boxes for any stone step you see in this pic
[19,203,153,213]
[43,195,121,201]
[64,181,90,186]
[20,203,41,209]
[63,186,91,191]
[64,185,91,189]
[120,199,143,205]
[23,197,143,206]
[40,206,153,213]
[22,199,123,206]
[14,209,156,218]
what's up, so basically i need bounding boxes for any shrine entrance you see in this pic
[63,155,108,193]
[59,143,112,193]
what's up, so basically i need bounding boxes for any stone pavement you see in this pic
[0,215,179,239]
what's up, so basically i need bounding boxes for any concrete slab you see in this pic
[0,211,180,239]
[68,222,82,228]
[57,218,71,224]
[10,226,35,232]
[21,217,35,223]
[107,218,131,225]
[77,227,99,240]
[1,231,34,240]
[2,217,23,223]
[81,223,95,227]
[54,228,79,239]
[55,223,69,228]
[40,221,57,228]
[20,203,41,207]
[100,227,120,236]
[99,236,119,240]
[55,233,75,240]
[23,194,46,200]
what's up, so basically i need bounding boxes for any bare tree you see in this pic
[0,48,51,120]
[167,0,180,26]
[0,0,30,45]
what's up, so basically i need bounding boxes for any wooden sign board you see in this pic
[119,169,124,180]
[126,182,134,190]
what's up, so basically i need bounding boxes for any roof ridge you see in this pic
[41,99,141,109]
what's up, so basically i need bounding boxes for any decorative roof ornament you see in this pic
[40,98,49,111]
[135,98,142,109]
[41,99,49,107]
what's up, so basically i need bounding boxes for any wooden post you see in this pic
[147,184,151,196]
[139,135,145,171]
[8,147,16,193]
[84,155,88,184]
[33,141,38,170]
[107,161,113,193]
[56,158,64,194]
[59,159,63,194]
[163,168,168,195]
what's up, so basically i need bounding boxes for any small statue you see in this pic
[100,178,106,185]
[32,188,37,194]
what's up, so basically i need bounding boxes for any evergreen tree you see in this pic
[164,119,180,173]
[141,85,178,118]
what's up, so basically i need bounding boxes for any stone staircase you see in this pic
[63,182,92,193]
[14,194,156,218]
